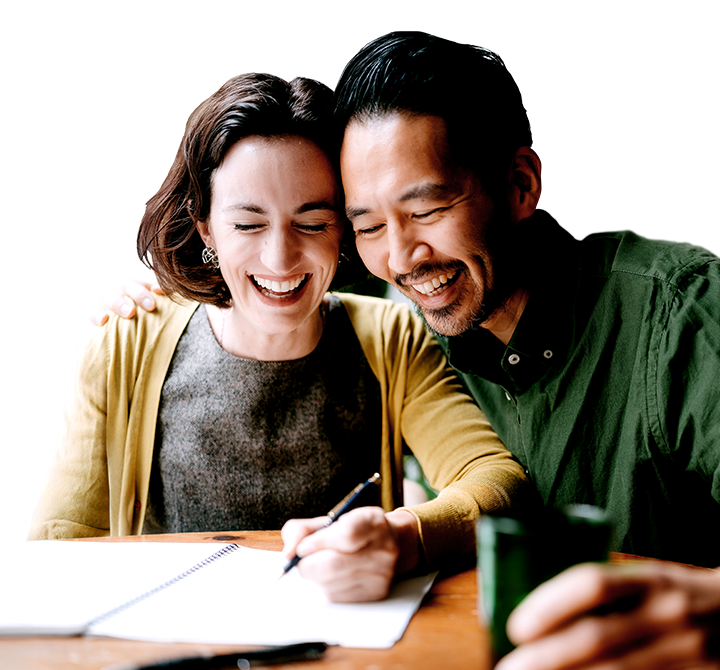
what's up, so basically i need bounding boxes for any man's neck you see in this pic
[481,287,530,346]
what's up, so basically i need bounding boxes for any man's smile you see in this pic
[408,270,458,297]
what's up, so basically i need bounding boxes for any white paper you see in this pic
[0,541,436,648]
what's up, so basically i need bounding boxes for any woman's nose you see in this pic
[260,229,302,274]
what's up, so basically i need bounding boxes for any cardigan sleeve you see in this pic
[28,297,198,540]
[28,325,114,539]
[340,293,530,570]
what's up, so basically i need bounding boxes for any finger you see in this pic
[296,546,396,602]
[498,627,715,670]
[296,507,390,557]
[510,563,720,645]
[280,517,327,559]
[499,589,689,670]
[101,295,137,319]
[587,627,718,670]
[90,310,110,327]
[507,563,661,642]
[122,280,158,312]
[136,277,165,295]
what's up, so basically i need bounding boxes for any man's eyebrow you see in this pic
[346,205,370,220]
[345,182,453,220]
[221,201,337,215]
[398,182,453,203]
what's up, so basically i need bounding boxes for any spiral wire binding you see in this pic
[84,543,240,633]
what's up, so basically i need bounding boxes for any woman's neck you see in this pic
[204,302,326,361]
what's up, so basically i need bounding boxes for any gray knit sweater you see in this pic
[144,296,382,533]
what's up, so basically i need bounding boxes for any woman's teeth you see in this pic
[411,270,457,296]
[253,275,306,296]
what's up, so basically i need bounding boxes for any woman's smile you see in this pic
[251,273,310,298]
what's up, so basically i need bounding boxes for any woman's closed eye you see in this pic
[234,222,265,231]
[295,222,331,233]
[232,218,337,234]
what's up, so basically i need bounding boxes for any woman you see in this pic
[29,73,528,600]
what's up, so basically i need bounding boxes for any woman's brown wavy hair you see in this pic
[137,73,364,308]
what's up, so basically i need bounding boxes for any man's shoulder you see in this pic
[579,230,719,287]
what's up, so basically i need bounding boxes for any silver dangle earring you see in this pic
[202,246,220,269]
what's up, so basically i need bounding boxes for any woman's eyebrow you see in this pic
[295,200,338,214]
[222,202,265,214]
[221,200,337,215]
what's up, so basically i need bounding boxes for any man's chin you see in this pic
[416,303,485,338]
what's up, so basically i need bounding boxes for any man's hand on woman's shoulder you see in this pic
[91,280,163,326]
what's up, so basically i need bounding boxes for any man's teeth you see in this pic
[254,275,305,294]
[411,271,456,296]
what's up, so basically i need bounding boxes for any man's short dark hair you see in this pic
[334,31,532,188]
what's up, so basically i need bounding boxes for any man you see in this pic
[102,32,720,666]
[329,30,720,669]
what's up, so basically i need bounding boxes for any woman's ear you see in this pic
[508,147,542,223]
[196,218,213,248]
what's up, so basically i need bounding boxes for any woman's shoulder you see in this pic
[331,291,432,343]
[90,294,199,353]
[332,291,414,318]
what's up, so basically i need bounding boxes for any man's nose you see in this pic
[386,222,432,275]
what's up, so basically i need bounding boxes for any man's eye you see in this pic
[413,207,446,220]
[355,223,385,236]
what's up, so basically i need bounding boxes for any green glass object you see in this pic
[476,505,614,663]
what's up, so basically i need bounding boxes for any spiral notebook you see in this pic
[0,540,436,648]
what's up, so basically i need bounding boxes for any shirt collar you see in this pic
[442,210,578,392]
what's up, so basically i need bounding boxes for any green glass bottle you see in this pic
[476,505,614,664]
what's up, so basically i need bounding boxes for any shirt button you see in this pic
[508,354,520,365]
[543,350,553,359]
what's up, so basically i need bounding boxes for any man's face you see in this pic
[340,113,517,337]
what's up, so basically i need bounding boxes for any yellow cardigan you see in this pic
[29,293,528,569]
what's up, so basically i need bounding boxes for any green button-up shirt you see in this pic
[441,211,720,567]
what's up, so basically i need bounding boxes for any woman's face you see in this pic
[198,135,343,340]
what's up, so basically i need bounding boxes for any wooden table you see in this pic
[0,531,491,670]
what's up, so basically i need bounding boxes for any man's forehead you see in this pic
[342,111,449,148]
[342,114,451,172]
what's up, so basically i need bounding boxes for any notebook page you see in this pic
[91,544,436,648]
[0,541,232,636]
[0,541,435,647]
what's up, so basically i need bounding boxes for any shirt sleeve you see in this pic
[651,255,720,505]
